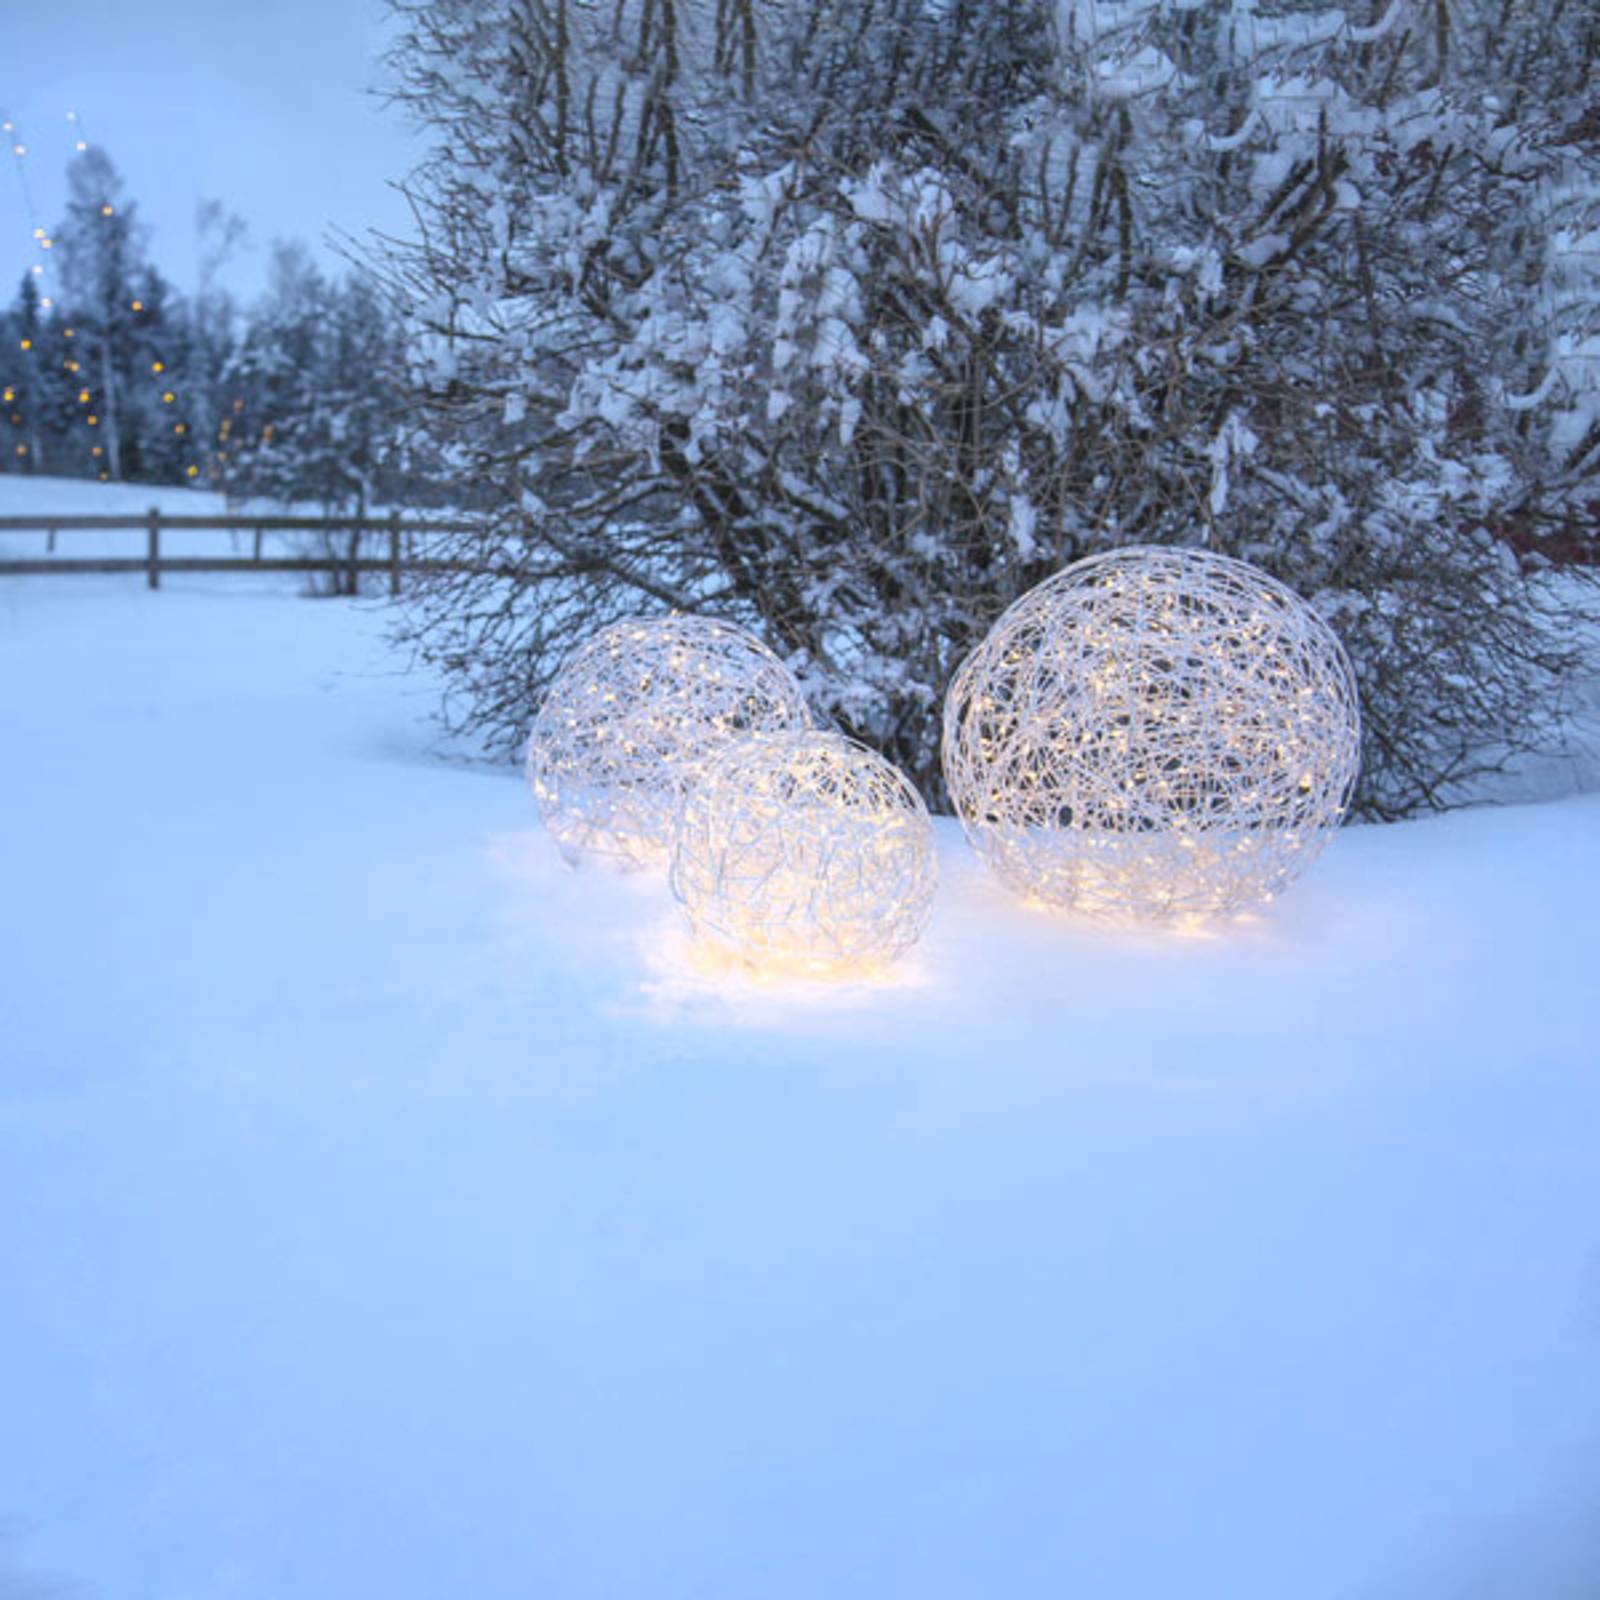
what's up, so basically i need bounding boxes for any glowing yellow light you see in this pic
[31,227,42,239]
[162,391,174,404]
[151,360,164,374]
[672,732,937,975]
[65,359,79,372]
[63,328,74,337]
[39,238,50,250]
[39,297,51,309]
[86,414,98,426]
[75,140,87,152]
[1,388,11,402]
[77,388,90,403]
[528,616,810,868]
[173,422,186,435]
[185,464,198,478]
[131,300,144,312]
[261,424,273,442]
[98,470,108,480]
[943,548,1361,923]
[14,444,26,457]
[91,445,102,457]
[19,339,31,351]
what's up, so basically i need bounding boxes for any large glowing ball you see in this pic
[527,615,810,868]
[669,731,938,975]
[942,546,1361,921]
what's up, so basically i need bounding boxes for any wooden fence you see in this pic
[0,510,483,595]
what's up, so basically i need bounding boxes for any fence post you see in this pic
[388,510,402,597]
[147,506,161,590]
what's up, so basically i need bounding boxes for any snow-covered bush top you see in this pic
[380,0,1600,818]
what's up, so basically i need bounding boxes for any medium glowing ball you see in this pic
[669,731,937,974]
[942,546,1361,920]
[527,615,809,867]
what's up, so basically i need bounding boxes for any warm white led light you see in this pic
[670,731,937,974]
[943,546,1361,920]
[527,615,809,868]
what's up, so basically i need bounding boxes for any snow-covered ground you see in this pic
[2,575,1599,1600]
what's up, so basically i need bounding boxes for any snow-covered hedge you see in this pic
[378,0,1600,817]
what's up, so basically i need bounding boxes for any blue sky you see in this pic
[0,0,419,302]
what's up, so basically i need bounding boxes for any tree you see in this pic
[52,147,151,480]
[222,247,417,590]
[223,247,413,512]
[386,0,1595,812]
[0,274,100,479]
[0,275,46,474]
[183,199,250,479]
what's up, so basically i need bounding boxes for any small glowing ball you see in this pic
[942,546,1361,920]
[669,731,938,975]
[527,615,809,867]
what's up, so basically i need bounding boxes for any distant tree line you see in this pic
[0,146,436,515]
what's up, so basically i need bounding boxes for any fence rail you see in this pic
[0,510,484,594]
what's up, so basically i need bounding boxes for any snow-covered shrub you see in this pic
[377,0,1600,816]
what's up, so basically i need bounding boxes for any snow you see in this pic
[3,578,1600,1600]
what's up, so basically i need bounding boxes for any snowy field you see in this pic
[2,573,1599,1600]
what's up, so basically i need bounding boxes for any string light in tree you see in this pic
[3,107,201,482]
[3,109,83,471]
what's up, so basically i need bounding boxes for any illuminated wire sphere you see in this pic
[942,546,1361,920]
[528,615,810,868]
[670,731,938,974]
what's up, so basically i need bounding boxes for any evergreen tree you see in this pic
[0,276,43,473]
[52,147,149,480]
[0,276,92,477]
[221,242,336,505]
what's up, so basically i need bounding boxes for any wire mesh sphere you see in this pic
[669,731,938,975]
[942,546,1361,921]
[527,615,810,868]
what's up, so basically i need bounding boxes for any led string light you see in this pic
[527,615,812,869]
[943,547,1361,922]
[670,731,938,976]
